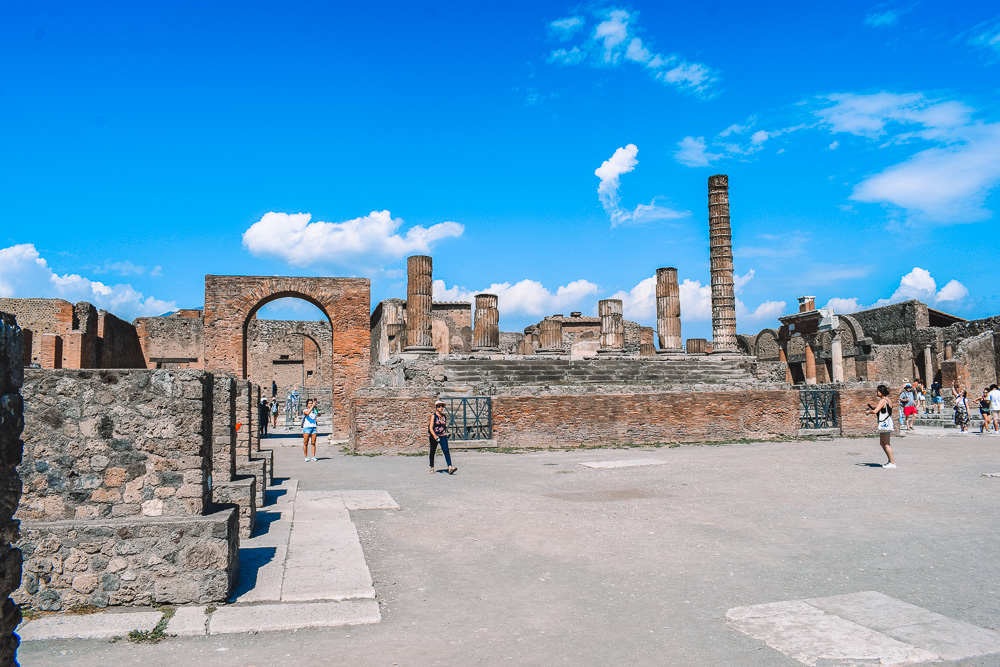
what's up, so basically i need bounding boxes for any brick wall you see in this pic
[351,390,800,453]
[246,319,333,394]
[212,376,237,483]
[134,314,204,368]
[202,275,370,438]
[18,369,213,521]
[97,311,146,368]
[838,385,900,436]
[0,313,24,662]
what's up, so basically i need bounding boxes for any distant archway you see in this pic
[202,276,370,438]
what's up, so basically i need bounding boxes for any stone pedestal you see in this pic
[535,318,563,355]
[686,338,709,355]
[655,267,682,354]
[404,255,436,353]
[472,294,500,352]
[708,175,738,353]
[831,333,845,383]
[598,299,624,355]
[639,327,656,357]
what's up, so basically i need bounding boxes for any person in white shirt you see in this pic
[988,384,1000,433]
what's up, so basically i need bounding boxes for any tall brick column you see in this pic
[535,318,563,354]
[708,175,738,353]
[472,294,500,352]
[0,313,23,663]
[598,299,624,355]
[655,267,682,354]
[404,255,436,353]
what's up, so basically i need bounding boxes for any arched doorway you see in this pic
[202,275,370,439]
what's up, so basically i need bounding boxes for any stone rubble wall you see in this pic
[134,314,204,369]
[0,313,24,663]
[15,510,238,610]
[18,369,213,521]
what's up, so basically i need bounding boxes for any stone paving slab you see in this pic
[165,606,208,637]
[231,544,287,603]
[728,591,1000,665]
[208,600,380,635]
[579,458,667,469]
[19,611,162,641]
[341,490,400,510]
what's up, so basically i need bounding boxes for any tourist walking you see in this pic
[954,388,971,433]
[427,399,456,475]
[989,384,1000,434]
[272,380,277,398]
[865,384,896,469]
[258,398,269,438]
[915,380,926,415]
[302,398,320,462]
[930,380,943,414]
[270,398,279,429]
[899,383,917,430]
[978,388,993,433]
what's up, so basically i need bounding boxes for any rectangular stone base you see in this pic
[15,508,239,610]
[213,477,256,539]
[236,457,267,507]
[256,448,274,486]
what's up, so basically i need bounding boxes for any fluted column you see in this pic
[598,299,624,355]
[655,267,682,354]
[831,331,844,383]
[404,255,436,353]
[472,293,500,352]
[639,327,656,356]
[536,318,563,354]
[708,175,737,353]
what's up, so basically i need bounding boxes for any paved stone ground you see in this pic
[19,430,1000,666]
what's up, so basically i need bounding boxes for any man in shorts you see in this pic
[899,383,917,430]
[930,380,943,414]
[989,384,1000,434]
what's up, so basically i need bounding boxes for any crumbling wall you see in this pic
[97,311,146,368]
[134,315,204,368]
[0,313,24,662]
[17,370,212,521]
[849,301,929,345]
[871,344,913,388]
[954,333,997,392]
[498,332,523,355]
[246,319,332,393]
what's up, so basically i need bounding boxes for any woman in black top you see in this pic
[865,384,896,469]
[428,400,456,475]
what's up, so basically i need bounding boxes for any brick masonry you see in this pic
[202,276,370,438]
[350,390,800,452]
[0,313,24,663]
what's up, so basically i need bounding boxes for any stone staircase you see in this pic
[912,411,986,430]
[442,357,755,391]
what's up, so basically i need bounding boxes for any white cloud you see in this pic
[739,300,787,321]
[549,16,584,41]
[0,244,175,320]
[674,136,722,167]
[242,210,464,267]
[815,92,973,139]
[611,276,656,321]
[545,8,719,96]
[150,265,163,278]
[967,20,1000,60]
[733,270,755,292]
[829,140,840,150]
[433,278,599,318]
[679,278,712,321]
[719,122,749,137]
[864,10,899,27]
[850,123,1000,221]
[596,145,689,226]
[824,267,970,314]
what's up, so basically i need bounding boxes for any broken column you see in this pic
[708,175,737,353]
[404,255,436,353]
[598,299,624,355]
[804,339,817,385]
[655,267,682,354]
[924,344,934,386]
[383,299,405,355]
[535,318,563,354]
[831,331,845,383]
[472,293,500,352]
[639,327,656,356]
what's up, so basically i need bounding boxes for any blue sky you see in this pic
[2,1,999,339]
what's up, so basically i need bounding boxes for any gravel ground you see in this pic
[19,431,1000,666]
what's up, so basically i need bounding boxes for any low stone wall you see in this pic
[212,478,255,540]
[838,385,900,437]
[18,369,212,521]
[351,390,799,452]
[0,313,24,663]
[15,509,238,610]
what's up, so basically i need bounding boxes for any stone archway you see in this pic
[202,276,370,438]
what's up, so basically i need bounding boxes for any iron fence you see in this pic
[443,397,493,441]
[799,389,839,429]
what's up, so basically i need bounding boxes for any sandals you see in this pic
[447,466,457,475]
[429,468,435,474]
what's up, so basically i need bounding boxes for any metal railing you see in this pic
[799,389,839,429]
[443,397,493,441]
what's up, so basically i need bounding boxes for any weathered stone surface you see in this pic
[0,312,24,664]
[708,175,738,353]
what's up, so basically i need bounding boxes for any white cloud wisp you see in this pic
[595,144,689,227]
[822,267,969,314]
[433,278,599,319]
[0,244,175,319]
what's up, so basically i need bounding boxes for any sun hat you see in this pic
[435,399,446,405]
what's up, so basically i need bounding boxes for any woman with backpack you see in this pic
[865,384,896,469]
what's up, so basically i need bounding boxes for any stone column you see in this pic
[708,175,737,353]
[804,338,817,385]
[598,299,624,354]
[404,255,436,353]
[655,267,682,354]
[383,299,405,356]
[536,318,563,354]
[472,293,500,352]
[778,341,793,383]
[687,338,708,355]
[924,344,934,386]
[639,327,656,356]
[831,332,845,383]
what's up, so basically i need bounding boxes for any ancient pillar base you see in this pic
[656,348,684,356]
[403,345,437,354]
[472,347,499,354]
[710,348,737,355]
[597,348,624,356]
[535,348,562,356]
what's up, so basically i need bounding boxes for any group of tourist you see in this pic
[951,382,1000,434]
